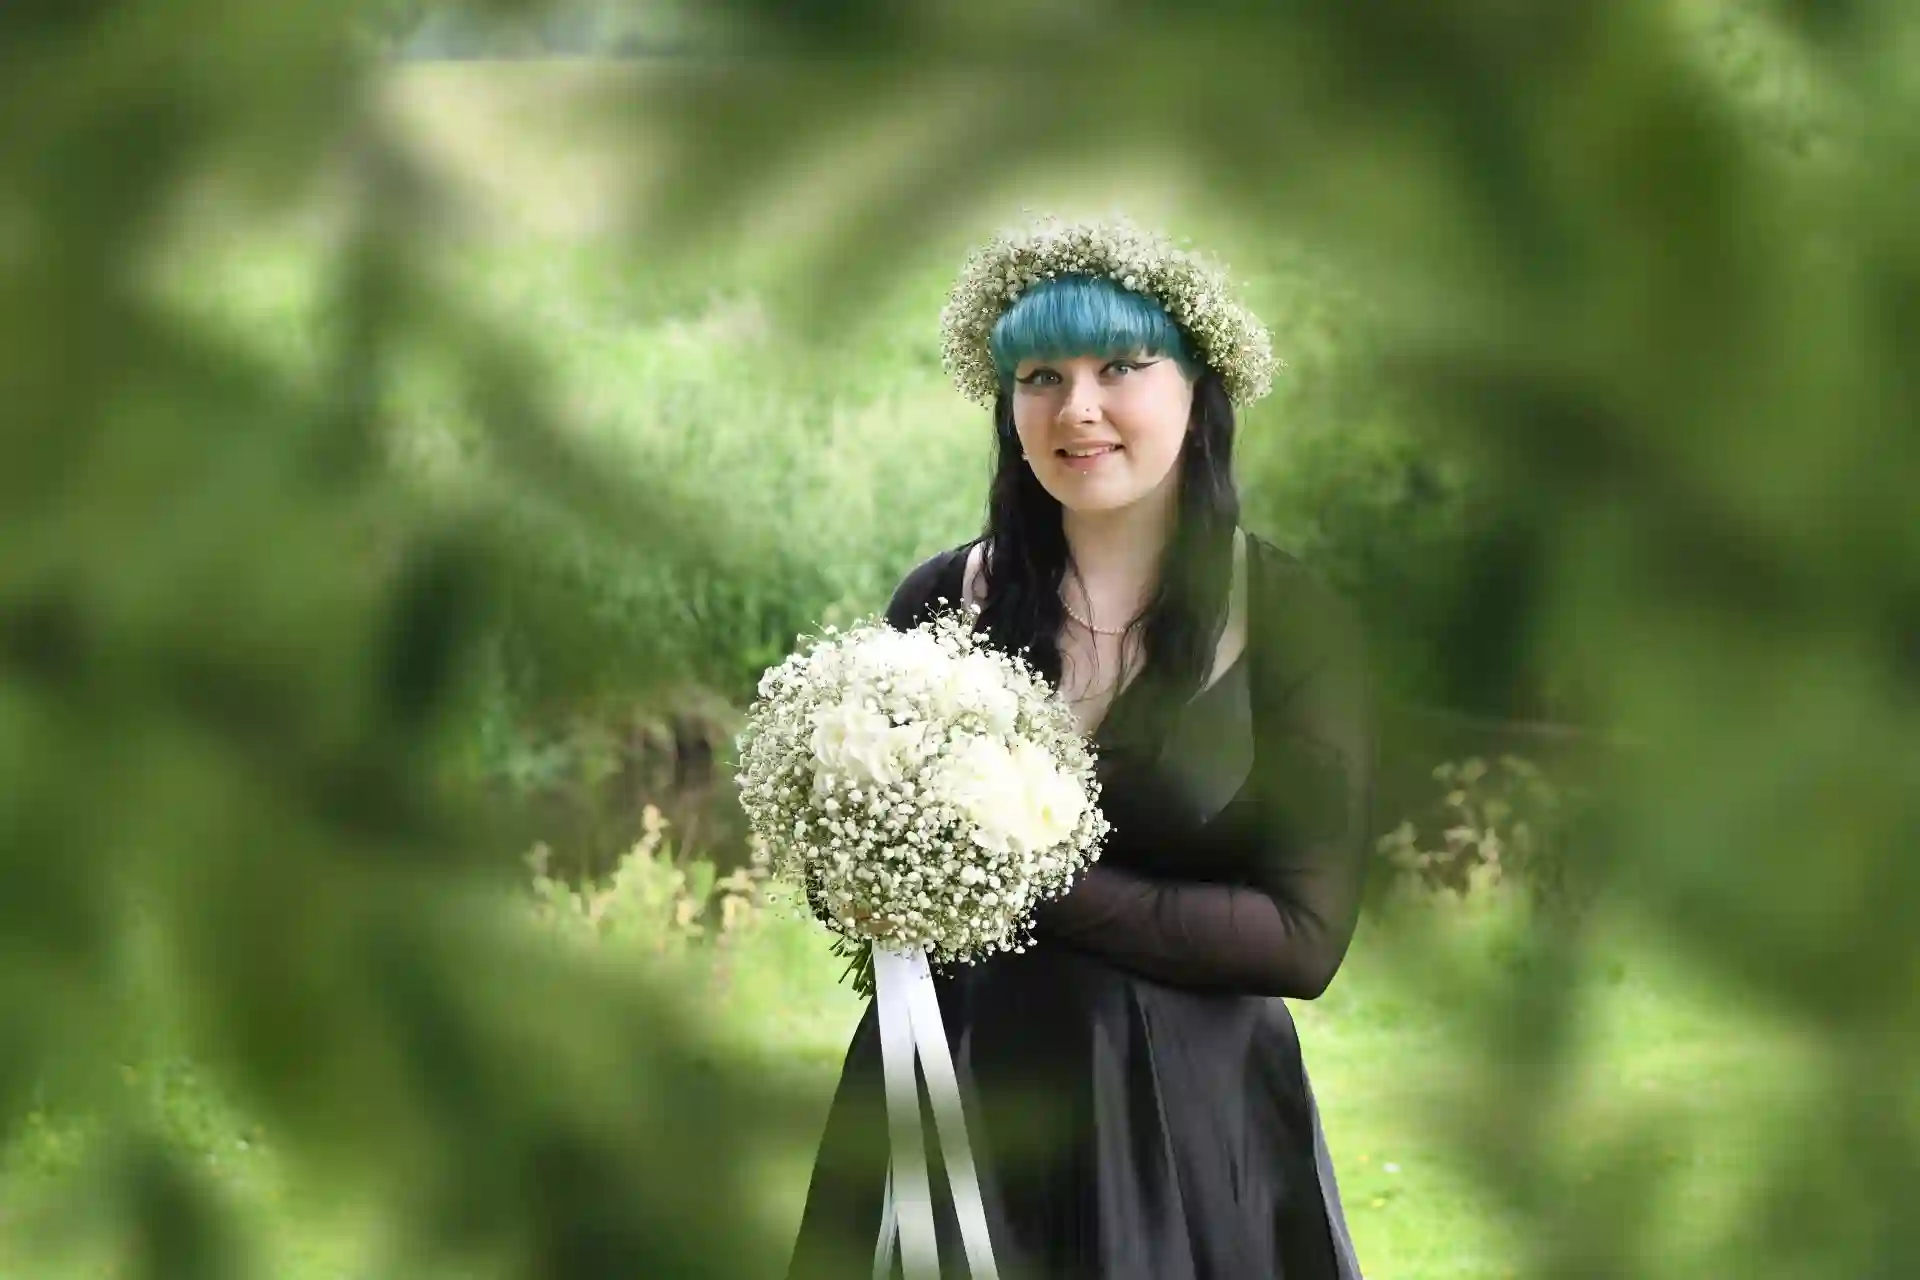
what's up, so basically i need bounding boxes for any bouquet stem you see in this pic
[832,932,878,1001]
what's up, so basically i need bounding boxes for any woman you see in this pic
[787,216,1375,1280]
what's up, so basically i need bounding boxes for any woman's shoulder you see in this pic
[884,538,983,629]
[1244,531,1345,599]
[1243,531,1314,584]
[1242,531,1366,661]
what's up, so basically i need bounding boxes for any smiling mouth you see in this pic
[1057,445,1122,458]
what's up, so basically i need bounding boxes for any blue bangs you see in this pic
[989,274,1198,390]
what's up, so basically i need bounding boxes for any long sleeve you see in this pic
[1034,554,1377,999]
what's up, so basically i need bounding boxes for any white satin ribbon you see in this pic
[871,945,1001,1280]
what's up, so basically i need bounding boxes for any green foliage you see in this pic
[365,1,717,59]
[3,838,1845,1278]
[6,0,1918,1276]
[525,804,769,952]
[1378,754,1606,918]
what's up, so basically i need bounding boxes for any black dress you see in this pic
[786,533,1376,1280]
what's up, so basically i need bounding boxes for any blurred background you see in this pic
[3,0,1915,1276]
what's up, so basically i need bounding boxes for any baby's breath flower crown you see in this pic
[940,213,1278,409]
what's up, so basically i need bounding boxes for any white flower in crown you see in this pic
[938,212,1280,410]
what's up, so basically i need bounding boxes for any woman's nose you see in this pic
[1057,379,1101,424]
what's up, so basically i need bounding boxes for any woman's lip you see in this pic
[1056,444,1121,456]
[1058,445,1121,471]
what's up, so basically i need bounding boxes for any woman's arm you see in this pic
[1033,559,1376,998]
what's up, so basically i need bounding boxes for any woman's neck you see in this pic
[1060,494,1177,607]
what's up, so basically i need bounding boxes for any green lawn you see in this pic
[1,885,1812,1278]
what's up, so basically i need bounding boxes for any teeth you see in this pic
[1064,446,1116,457]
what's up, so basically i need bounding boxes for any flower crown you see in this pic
[939,213,1278,409]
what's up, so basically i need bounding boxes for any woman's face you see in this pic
[1010,351,1195,515]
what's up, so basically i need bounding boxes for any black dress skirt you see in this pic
[786,534,1375,1280]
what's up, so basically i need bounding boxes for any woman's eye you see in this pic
[1108,361,1137,375]
[1016,370,1059,387]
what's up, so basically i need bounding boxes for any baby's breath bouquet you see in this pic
[735,604,1110,998]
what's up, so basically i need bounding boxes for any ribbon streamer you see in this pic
[871,945,1001,1280]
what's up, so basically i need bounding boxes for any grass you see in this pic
[1293,894,1819,1278]
[1,881,1816,1279]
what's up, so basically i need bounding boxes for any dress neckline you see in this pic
[941,534,1259,748]
[1088,644,1246,748]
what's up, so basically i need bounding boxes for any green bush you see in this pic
[1377,753,1605,918]
[526,804,770,953]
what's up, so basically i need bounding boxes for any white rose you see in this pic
[934,734,1030,856]
[852,629,947,687]
[922,651,1019,736]
[959,654,1021,737]
[923,669,967,722]
[937,734,1086,857]
[811,697,924,789]
[1009,738,1087,851]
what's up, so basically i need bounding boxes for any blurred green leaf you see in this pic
[4,0,1918,1276]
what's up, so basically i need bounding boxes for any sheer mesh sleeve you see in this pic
[1033,552,1377,999]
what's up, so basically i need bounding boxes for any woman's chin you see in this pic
[1051,491,1141,515]
[1040,472,1156,514]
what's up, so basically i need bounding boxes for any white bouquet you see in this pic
[735,602,1110,989]
[737,601,1109,1280]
